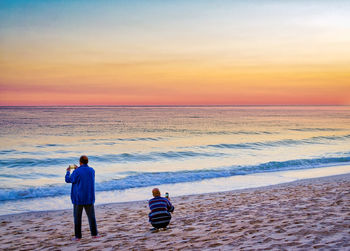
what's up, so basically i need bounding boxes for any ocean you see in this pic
[0,106,350,215]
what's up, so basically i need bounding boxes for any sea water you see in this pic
[0,106,349,215]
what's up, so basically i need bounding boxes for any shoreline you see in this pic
[1,164,349,217]
[0,171,349,219]
[1,173,349,250]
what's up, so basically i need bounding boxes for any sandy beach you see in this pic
[0,174,349,250]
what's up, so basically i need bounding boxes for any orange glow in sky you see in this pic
[1,1,350,105]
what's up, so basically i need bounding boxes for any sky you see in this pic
[0,0,350,106]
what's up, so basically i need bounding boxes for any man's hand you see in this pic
[66,166,71,172]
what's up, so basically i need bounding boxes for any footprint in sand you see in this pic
[208,242,222,248]
[184,227,195,232]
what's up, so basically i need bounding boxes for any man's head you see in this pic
[152,188,161,197]
[80,155,89,165]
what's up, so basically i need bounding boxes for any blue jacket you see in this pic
[65,164,95,205]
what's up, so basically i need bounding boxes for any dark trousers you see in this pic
[151,221,170,229]
[73,204,98,238]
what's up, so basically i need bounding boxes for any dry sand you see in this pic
[0,174,349,250]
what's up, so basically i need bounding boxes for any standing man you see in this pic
[65,155,98,240]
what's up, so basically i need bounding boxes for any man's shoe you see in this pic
[71,237,81,241]
[150,227,159,233]
[92,235,101,239]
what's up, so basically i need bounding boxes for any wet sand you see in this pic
[0,174,349,250]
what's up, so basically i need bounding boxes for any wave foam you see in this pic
[1,155,349,202]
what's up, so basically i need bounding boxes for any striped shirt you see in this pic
[148,196,174,225]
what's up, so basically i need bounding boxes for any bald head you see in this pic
[152,188,161,197]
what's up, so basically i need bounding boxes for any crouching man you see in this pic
[148,188,174,231]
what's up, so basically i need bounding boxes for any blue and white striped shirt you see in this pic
[148,196,174,225]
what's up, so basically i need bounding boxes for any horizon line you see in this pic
[1,104,349,108]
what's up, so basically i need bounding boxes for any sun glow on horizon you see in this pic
[1,0,350,106]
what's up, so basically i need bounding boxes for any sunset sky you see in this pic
[0,0,349,106]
